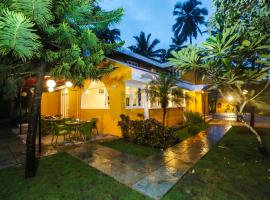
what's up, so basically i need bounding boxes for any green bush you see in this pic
[118,115,179,148]
[184,111,203,124]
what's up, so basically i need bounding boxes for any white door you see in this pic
[61,89,69,118]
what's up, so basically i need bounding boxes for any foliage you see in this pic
[146,72,184,126]
[172,0,208,44]
[100,139,160,158]
[168,36,187,54]
[163,127,270,200]
[184,111,203,124]
[0,153,150,200]
[128,31,165,61]
[170,23,270,144]
[0,0,124,91]
[118,115,179,149]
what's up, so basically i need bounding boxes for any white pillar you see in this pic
[143,90,149,119]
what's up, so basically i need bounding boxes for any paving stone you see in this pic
[132,165,183,200]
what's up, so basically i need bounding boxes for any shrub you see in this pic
[184,111,203,124]
[118,115,179,148]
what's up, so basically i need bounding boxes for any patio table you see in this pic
[65,120,86,140]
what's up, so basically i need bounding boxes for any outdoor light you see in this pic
[243,90,248,95]
[64,88,68,94]
[227,96,234,102]
[65,81,73,88]
[48,87,54,92]
[20,92,27,97]
[46,79,56,88]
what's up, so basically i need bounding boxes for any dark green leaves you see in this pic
[0,9,41,61]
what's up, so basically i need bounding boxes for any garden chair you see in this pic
[79,121,95,142]
[91,118,99,136]
[51,122,69,146]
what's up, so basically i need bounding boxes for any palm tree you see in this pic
[172,0,208,44]
[95,27,121,43]
[128,32,165,60]
[168,36,187,54]
[146,73,183,126]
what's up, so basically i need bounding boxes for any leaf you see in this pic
[12,0,53,28]
[0,9,41,61]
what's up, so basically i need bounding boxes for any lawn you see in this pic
[0,153,150,200]
[100,139,161,158]
[175,123,210,141]
[101,124,210,158]
[163,127,270,200]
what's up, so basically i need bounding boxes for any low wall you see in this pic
[149,107,184,127]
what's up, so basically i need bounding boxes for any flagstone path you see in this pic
[68,124,231,199]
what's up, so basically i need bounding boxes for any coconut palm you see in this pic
[128,32,165,60]
[146,73,183,126]
[172,0,208,44]
[95,27,121,43]
[168,36,187,54]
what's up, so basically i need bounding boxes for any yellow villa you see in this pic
[41,49,209,136]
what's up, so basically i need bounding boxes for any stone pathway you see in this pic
[68,125,231,200]
[0,126,26,170]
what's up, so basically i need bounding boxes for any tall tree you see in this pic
[95,27,121,43]
[0,0,123,177]
[170,26,270,146]
[146,73,183,126]
[168,36,187,55]
[128,32,165,61]
[172,0,208,44]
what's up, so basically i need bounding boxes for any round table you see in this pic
[65,121,86,140]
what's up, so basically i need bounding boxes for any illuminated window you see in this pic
[81,81,109,109]
[125,86,143,108]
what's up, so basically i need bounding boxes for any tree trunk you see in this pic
[162,107,166,127]
[250,106,255,128]
[242,119,262,145]
[25,63,46,178]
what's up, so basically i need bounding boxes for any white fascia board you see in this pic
[117,48,173,68]
[176,81,208,91]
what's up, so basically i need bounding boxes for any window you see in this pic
[81,81,109,109]
[126,60,139,67]
[125,86,143,108]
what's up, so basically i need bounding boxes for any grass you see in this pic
[175,123,210,141]
[163,127,270,200]
[100,139,161,158]
[100,124,210,158]
[0,153,150,200]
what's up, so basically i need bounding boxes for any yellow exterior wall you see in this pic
[41,61,188,136]
[216,98,234,113]
[79,61,145,136]
[149,108,184,126]
[41,91,61,116]
[186,91,208,114]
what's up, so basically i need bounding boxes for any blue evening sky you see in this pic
[100,0,214,49]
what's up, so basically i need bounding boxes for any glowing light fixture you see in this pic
[48,87,54,92]
[64,88,68,94]
[227,96,234,102]
[65,81,73,88]
[46,79,56,88]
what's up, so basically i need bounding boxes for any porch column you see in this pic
[143,90,149,119]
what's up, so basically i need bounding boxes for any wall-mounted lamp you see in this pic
[46,79,56,88]
[65,81,73,88]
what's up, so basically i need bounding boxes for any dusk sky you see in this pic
[100,0,214,49]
